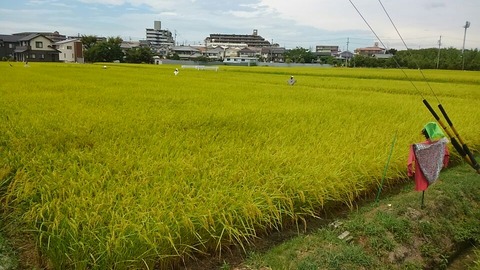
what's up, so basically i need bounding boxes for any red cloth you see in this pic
[407,139,450,191]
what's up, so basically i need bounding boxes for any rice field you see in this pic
[0,62,479,269]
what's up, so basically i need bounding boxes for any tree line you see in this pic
[352,48,480,70]
[285,47,480,70]
[80,35,480,70]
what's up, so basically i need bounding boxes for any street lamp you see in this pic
[461,21,470,70]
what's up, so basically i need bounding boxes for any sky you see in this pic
[1,0,479,51]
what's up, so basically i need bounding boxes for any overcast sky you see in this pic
[1,0,479,51]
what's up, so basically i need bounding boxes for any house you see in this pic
[338,51,354,60]
[223,47,241,58]
[316,45,339,56]
[0,34,21,60]
[223,56,257,66]
[237,47,257,58]
[14,33,60,62]
[121,40,142,51]
[170,46,202,60]
[55,39,84,63]
[205,47,226,60]
[261,46,286,62]
[13,31,66,43]
[354,42,386,56]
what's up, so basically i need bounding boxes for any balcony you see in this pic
[14,46,30,53]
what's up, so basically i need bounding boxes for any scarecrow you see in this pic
[407,122,450,207]
[287,76,296,86]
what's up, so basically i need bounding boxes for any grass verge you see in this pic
[235,160,480,270]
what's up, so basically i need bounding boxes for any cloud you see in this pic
[1,0,479,49]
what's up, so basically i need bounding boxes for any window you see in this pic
[31,54,36,59]
[67,46,72,50]
[9,44,14,48]
[35,41,43,48]
[40,54,45,59]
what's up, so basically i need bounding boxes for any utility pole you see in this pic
[270,39,273,62]
[436,35,441,69]
[174,30,177,46]
[461,21,470,70]
[346,37,350,67]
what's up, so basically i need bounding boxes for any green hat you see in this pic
[423,122,445,140]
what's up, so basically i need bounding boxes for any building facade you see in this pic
[55,39,84,63]
[14,34,60,62]
[223,56,258,66]
[146,21,174,56]
[354,42,386,56]
[205,29,271,48]
[261,46,286,62]
[316,45,340,56]
[170,46,202,60]
[0,34,20,60]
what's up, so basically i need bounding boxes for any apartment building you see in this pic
[146,21,174,56]
[205,29,271,48]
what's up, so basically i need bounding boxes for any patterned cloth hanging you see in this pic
[413,138,449,184]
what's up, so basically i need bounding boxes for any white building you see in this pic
[55,39,84,63]
[223,56,257,66]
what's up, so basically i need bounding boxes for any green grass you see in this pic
[0,220,18,270]
[242,161,480,270]
[0,62,479,268]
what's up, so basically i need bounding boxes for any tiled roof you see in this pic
[0,34,21,42]
[18,33,42,41]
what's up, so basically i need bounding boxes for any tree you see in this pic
[284,47,316,63]
[81,35,99,62]
[81,36,123,63]
[125,47,154,63]
[167,53,180,60]
[81,35,98,51]
[350,48,479,71]
[194,55,209,63]
[103,37,124,62]
[386,48,397,55]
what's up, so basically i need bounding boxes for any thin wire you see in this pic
[377,0,441,104]
[347,0,426,100]
[351,0,480,173]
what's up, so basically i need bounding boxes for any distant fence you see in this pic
[155,59,332,68]
[181,65,219,71]
[257,62,332,68]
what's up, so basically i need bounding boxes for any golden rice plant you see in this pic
[0,62,478,268]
